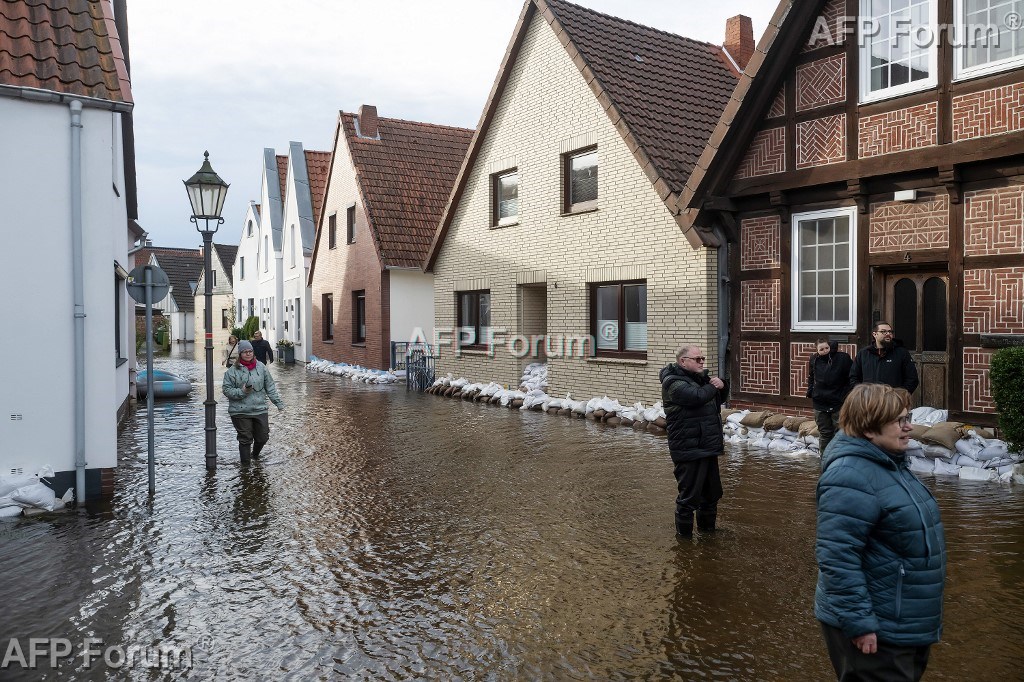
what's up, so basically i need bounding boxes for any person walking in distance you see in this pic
[222,334,240,367]
[223,340,284,464]
[850,321,919,394]
[807,338,853,457]
[815,383,946,681]
[251,330,275,365]
[660,344,729,538]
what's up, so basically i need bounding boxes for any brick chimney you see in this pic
[357,105,379,139]
[724,15,755,71]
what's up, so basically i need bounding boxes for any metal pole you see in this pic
[145,266,156,494]
[203,230,217,470]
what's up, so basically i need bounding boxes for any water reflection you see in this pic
[0,348,1022,679]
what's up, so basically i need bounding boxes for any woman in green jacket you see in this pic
[223,340,285,463]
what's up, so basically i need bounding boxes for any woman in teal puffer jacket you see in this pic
[223,340,285,463]
[815,383,946,682]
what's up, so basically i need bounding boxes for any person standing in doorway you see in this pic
[660,344,728,538]
[807,338,853,457]
[850,321,919,394]
[251,330,275,365]
[815,383,945,682]
[223,340,285,463]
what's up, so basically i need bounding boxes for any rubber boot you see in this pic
[252,441,265,459]
[696,512,717,532]
[675,511,693,538]
[239,442,251,464]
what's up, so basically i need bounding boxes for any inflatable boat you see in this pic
[137,370,193,399]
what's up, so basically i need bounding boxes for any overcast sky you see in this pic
[129,0,775,249]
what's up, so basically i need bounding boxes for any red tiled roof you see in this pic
[342,114,473,268]
[0,0,132,104]
[276,154,288,203]
[304,150,331,228]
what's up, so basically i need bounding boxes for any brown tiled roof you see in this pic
[0,0,132,104]
[342,113,473,268]
[212,243,239,285]
[276,154,288,206]
[304,150,331,228]
[425,0,738,268]
[135,246,203,312]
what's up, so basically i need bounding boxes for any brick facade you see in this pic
[738,342,781,395]
[964,347,997,414]
[859,103,938,158]
[430,12,718,405]
[803,0,845,53]
[310,137,388,369]
[963,267,1024,334]
[740,279,780,332]
[964,185,1024,256]
[789,342,857,397]
[735,127,786,179]
[868,194,949,253]
[796,54,846,112]
[768,87,786,118]
[953,82,1024,142]
[740,215,781,270]
[796,114,846,168]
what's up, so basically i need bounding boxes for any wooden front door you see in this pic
[883,272,949,408]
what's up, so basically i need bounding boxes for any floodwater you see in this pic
[2,348,1023,680]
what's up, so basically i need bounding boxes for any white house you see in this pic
[193,243,240,350]
[231,200,263,330]
[0,0,141,502]
[134,246,203,343]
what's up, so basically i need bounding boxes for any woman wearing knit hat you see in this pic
[222,340,285,463]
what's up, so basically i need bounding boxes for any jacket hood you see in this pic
[826,340,839,355]
[821,432,902,473]
[660,362,705,383]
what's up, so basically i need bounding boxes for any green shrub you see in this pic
[230,326,243,339]
[239,316,260,340]
[990,346,1024,452]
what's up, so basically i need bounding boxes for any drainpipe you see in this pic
[70,100,87,505]
[713,226,731,396]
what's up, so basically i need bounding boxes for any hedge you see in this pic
[990,346,1024,453]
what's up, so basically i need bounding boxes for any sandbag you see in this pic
[978,443,1009,461]
[954,439,983,457]
[782,416,805,432]
[952,454,983,468]
[0,505,21,518]
[959,466,996,482]
[972,426,995,439]
[907,424,930,441]
[725,411,748,425]
[721,408,741,423]
[763,414,788,431]
[934,460,960,476]
[740,411,772,427]
[921,424,962,450]
[797,420,818,438]
[922,443,954,459]
[11,482,56,511]
[908,456,934,474]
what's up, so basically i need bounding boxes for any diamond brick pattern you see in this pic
[964,186,1024,256]
[796,54,846,112]
[963,267,1024,334]
[740,216,781,270]
[803,0,846,53]
[953,83,1024,142]
[741,280,781,332]
[769,87,786,118]
[868,195,949,253]
[964,347,997,414]
[859,103,938,158]
[796,114,846,169]
[739,342,781,395]
[735,127,786,179]
[790,342,858,397]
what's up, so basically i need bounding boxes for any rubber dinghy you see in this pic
[137,369,193,399]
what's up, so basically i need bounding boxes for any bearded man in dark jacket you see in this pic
[660,344,729,538]
[850,321,919,394]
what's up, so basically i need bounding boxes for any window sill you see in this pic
[561,204,597,217]
[586,356,647,366]
[490,219,519,229]
[323,339,334,344]
[116,357,128,368]
[457,347,493,356]
[352,342,366,347]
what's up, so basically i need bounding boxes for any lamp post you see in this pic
[184,151,229,471]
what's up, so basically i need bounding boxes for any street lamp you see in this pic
[184,151,229,471]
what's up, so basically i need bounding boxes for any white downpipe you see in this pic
[70,100,87,505]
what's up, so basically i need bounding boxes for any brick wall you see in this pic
[789,341,857,397]
[868,193,949,253]
[735,127,786,179]
[859,103,938,158]
[309,137,387,369]
[963,267,1024,334]
[730,399,815,420]
[802,0,845,53]
[796,54,846,112]
[740,279,780,332]
[740,215,781,270]
[797,114,846,168]
[738,341,781,395]
[964,347,997,414]
[953,82,1024,142]
[768,87,786,118]
[964,185,1024,256]
[430,12,718,405]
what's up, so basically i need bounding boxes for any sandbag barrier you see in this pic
[0,466,74,518]
[425,369,670,436]
[307,356,404,384]
[722,405,1024,485]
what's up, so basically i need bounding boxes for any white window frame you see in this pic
[494,169,519,227]
[954,0,1024,80]
[859,0,939,104]
[790,206,858,333]
[290,224,296,268]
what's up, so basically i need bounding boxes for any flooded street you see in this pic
[3,349,1024,680]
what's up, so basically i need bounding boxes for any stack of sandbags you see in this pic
[519,363,548,392]
[0,466,73,516]
[307,357,402,384]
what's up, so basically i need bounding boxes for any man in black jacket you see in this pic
[660,344,728,538]
[806,338,853,456]
[251,330,275,365]
[850,321,919,394]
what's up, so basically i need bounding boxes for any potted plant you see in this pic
[277,338,295,364]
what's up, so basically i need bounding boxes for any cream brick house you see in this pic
[424,0,749,404]
[193,243,239,350]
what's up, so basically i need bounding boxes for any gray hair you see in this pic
[675,344,697,362]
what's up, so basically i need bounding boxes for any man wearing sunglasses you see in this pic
[660,345,728,538]
[850,321,919,395]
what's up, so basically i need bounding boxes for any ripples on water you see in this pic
[1,351,1022,680]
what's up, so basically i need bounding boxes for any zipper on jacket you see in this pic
[895,563,905,619]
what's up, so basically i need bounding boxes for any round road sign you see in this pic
[127,265,170,304]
